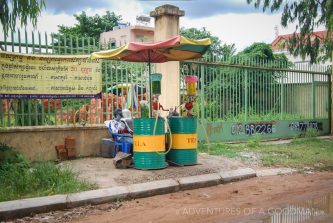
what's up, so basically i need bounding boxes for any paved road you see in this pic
[71,172,333,223]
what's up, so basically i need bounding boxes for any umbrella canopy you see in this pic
[91,35,211,62]
[91,35,211,117]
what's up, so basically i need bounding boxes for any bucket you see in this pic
[133,118,166,169]
[167,117,197,165]
[100,138,114,158]
[185,75,198,96]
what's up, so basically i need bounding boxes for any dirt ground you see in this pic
[11,172,333,223]
[58,153,253,188]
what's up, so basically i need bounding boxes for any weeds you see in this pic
[0,143,95,202]
[304,128,318,138]
[198,142,238,158]
[247,135,260,148]
[199,138,333,171]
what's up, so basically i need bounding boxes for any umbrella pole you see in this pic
[148,50,152,118]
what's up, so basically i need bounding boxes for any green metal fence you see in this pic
[0,29,151,127]
[1,29,331,142]
[180,56,331,141]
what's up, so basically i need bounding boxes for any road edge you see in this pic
[0,168,259,220]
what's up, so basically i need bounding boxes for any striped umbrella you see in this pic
[91,35,211,117]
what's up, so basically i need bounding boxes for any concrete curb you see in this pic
[177,173,221,190]
[219,168,257,183]
[256,168,297,177]
[128,179,180,199]
[0,168,257,221]
[0,195,67,220]
[66,186,129,208]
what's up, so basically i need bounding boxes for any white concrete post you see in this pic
[150,5,185,115]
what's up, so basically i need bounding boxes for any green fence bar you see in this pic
[312,73,316,119]
[244,69,248,122]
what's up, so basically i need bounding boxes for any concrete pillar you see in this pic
[150,5,185,115]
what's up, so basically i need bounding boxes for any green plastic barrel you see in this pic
[167,117,197,165]
[133,118,166,169]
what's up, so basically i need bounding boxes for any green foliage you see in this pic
[0,0,45,36]
[198,142,238,158]
[247,0,333,63]
[304,128,318,138]
[53,11,121,53]
[0,143,95,202]
[0,162,94,201]
[0,143,28,169]
[247,135,260,148]
[200,138,333,170]
[180,27,236,57]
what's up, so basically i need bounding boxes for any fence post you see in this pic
[280,74,284,120]
[244,69,248,122]
[200,65,205,123]
[312,73,316,120]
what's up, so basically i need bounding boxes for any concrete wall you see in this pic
[100,25,154,47]
[0,125,110,161]
[130,27,154,42]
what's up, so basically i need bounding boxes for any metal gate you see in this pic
[180,57,331,142]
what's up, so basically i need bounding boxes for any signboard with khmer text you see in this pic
[0,52,102,98]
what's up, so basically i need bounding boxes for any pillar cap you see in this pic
[150,4,185,18]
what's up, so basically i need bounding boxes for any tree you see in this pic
[180,27,236,57]
[247,0,333,63]
[53,11,122,53]
[0,0,45,35]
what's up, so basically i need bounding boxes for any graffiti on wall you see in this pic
[289,121,323,132]
[231,122,276,136]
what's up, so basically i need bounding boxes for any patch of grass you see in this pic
[304,128,318,138]
[247,135,261,148]
[198,142,240,158]
[200,138,333,171]
[0,144,96,202]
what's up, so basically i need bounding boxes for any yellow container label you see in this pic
[186,83,196,95]
[171,134,197,149]
[133,135,165,152]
